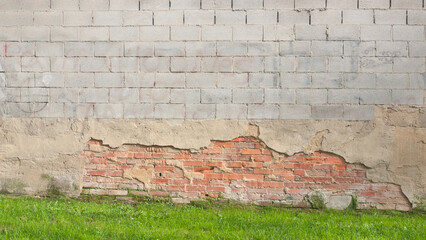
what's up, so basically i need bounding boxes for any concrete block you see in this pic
[234,57,264,73]
[140,89,170,103]
[265,89,295,104]
[185,10,215,25]
[64,11,92,26]
[123,11,152,26]
[344,41,375,56]
[218,73,248,88]
[80,88,109,103]
[140,0,169,10]
[186,104,215,119]
[21,88,48,102]
[329,57,359,73]
[376,42,407,57]
[312,105,343,120]
[187,73,217,88]
[140,57,170,72]
[280,105,311,120]
[217,42,247,56]
[248,104,279,119]
[51,0,79,10]
[80,0,110,10]
[95,42,123,57]
[280,41,311,56]
[409,74,425,89]
[361,25,391,40]
[393,26,425,41]
[375,10,406,24]
[34,11,63,26]
[202,26,233,41]
[65,42,93,57]
[110,27,139,41]
[279,10,309,24]
[233,89,263,103]
[377,74,409,89]
[202,0,232,9]
[80,58,109,73]
[216,10,246,24]
[297,57,326,72]
[328,25,359,40]
[51,57,79,72]
[265,57,295,72]
[171,26,201,41]
[343,10,374,24]
[22,57,50,72]
[64,103,94,118]
[110,0,139,10]
[154,104,185,119]
[94,104,123,119]
[171,57,201,72]
[312,41,343,56]
[155,42,185,57]
[155,73,185,87]
[394,58,425,73]
[281,73,311,88]
[93,11,122,26]
[344,73,375,88]
[264,25,294,41]
[140,26,169,41]
[154,11,183,25]
[328,89,359,104]
[80,27,109,41]
[249,73,279,88]
[171,89,200,103]
[409,42,426,57]
[64,73,94,87]
[111,57,139,73]
[312,73,343,88]
[201,89,231,103]
[295,25,327,40]
[22,27,50,41]
[408,10,426,24]
[247,10,277,24]
[359,0,389,9]
[94,73,124,87]
[170,0,200,9]
[216,104,247,119]
[203,57,233,72]
[35,73,63,87]
[392,90,423,105]
[110,88,139,103]
[360,57,393,73]
[50,88,78,103]
[360,90,391,104]
[391,0,423,9]
[34,103,64,118]
[51,27,79,41]
[233,25,263,41]
[248,42,279,56]
[296,89,327,104]
[186,42,216,57]
[125,43,154,57]
[124,104,153,119]
[311,10,341,24]
[125,73,155,87]
[233,0,263,9]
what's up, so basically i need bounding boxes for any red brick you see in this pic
[150,191,169,197]
[210,180,230,186]
[204,148,222,154]
[232,137,245,142]
[186,186,205,191]
[204,173,223,179]
[194,167,213,173]
[183,161,203,166]
[106,171,123,177]
[252,155,272,162]
[240,149,262,155]
[87,170,106,176]
[174,154,191,159]
[134,153,152,159]
[193,179,209,185]
[242,162,263,168]
[272,170,292,176]
[243,174,264,181]
[155,166,175,172]
[294,169,305,176]
[223,174,243,180]
[333,165,346,171]
[313,177,332,183]
[283,163,295,169]
[108,190,128,196]
[213,142,235,148]
[205,161,222,167]
[227,162,243,168]
[245,181,263,187]
[207,187,225,192]
[264,182,284,188]
[171,179,190,185]
[325,157,344,164]
[254,169,273,174]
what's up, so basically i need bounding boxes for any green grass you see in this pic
[0,195,425,239]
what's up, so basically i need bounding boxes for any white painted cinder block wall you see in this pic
[0,0,424,120]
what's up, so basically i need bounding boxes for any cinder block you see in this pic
[201,89,231,103]
[215,10,246,24]
[80,58,110,72]
[312,105,343,120]
[295,0,325,9]
[264,57,295,72]
[80,0,110,10]
[409,42,426,57]
[124,104,153,118]
[328,25,359,40]
[297,57,326,72]
[80,27,109,41]
[393,26,424,41]
[203,57,233,72]
[140,89,170,103]
[409,74,426,89]
[312,73,343,88]
[6,42,34,57]
[4,73,33,87]
[280,41,310,56]
[329,57,359,73]
[311,10,341,24]
[123,11,152,26]
[281,73,311,88]
[64,11,92,26]
[359,0,389,9]
[264,25,294,41]
[110,27,139,41]
[125,73,155,87]
[187,73,217,88]
[125,42,154,56]
[186,42,216,56]
[140,26,169,41]
[295,25,327,40]
[264,0,294,9]
[361,25,391,40]
[218,73,248,88]
[248,104,279,119]
[376,41,407,57]
[171,26,201,41]
[202,0,232,9]
[51,57,79,72]
[111,57,138,73]
[265,89,295,104]
[154,104,185,119]
[22,27,50,41]
[171,89,200,103]
[202,26,232,41]
[327,0,357,9]
[22,57,50,72]
[154,11,184,25]
[312,41,343,56]
[217,42,247,56]
[360,57,393,73]
[408,10,426,24]
[50,88,78,102]
[171,57,201,72]
[247,10,277,24]
[35,103,64,118]
[95,73,124,87]
[296,89,327,104]
[110,88,139,103]
[51,27,79,41]
[343,10,374,24]
[280,105,311,120]
[279,10,309,24]
[394,58,425,73]
[93,11,122,26]
[377,74,408,89]
[51,0,79,10]
[186,104,215,119]
[155,73,185,87]
[21,88,48,102]
[233,25,263,41]
[328,89,359,104]
[155,42,185,56]
[0,27,20,41]
[35,73,63,87]
[171,0,200,9]
[234,57,264,73]
[391,0,423,9]
[5,103,33,117]
[65,42,93,57]
[0,88,20,102]
[140,0,169,10]
[392,90,423,105]
[64,103,94,118]
[64,73,94,87]
[80,88,109,103]
[216,104,247,119]
[249,73,279,88]
[34,11,63,26]
[140,57,170,72]
[0,12,33,26]
[185,10,215,24]
[94,104,123,119]
[360,90,391,104]
[375,10,406,24]
[248,42,279,56]
[110,0,139,10]
[344,41,375,56]
[344,106,375,121]
[233,89,263,103]
[95,42,123,57]
[233,0,263,9]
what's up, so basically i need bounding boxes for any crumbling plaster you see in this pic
[0,106,424,207]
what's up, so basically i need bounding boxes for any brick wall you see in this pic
[82,137,411,210]
[0,0,424,120]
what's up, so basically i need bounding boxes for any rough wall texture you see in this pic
[0,0,425,210]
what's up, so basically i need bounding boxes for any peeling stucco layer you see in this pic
[0,106,424,207]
